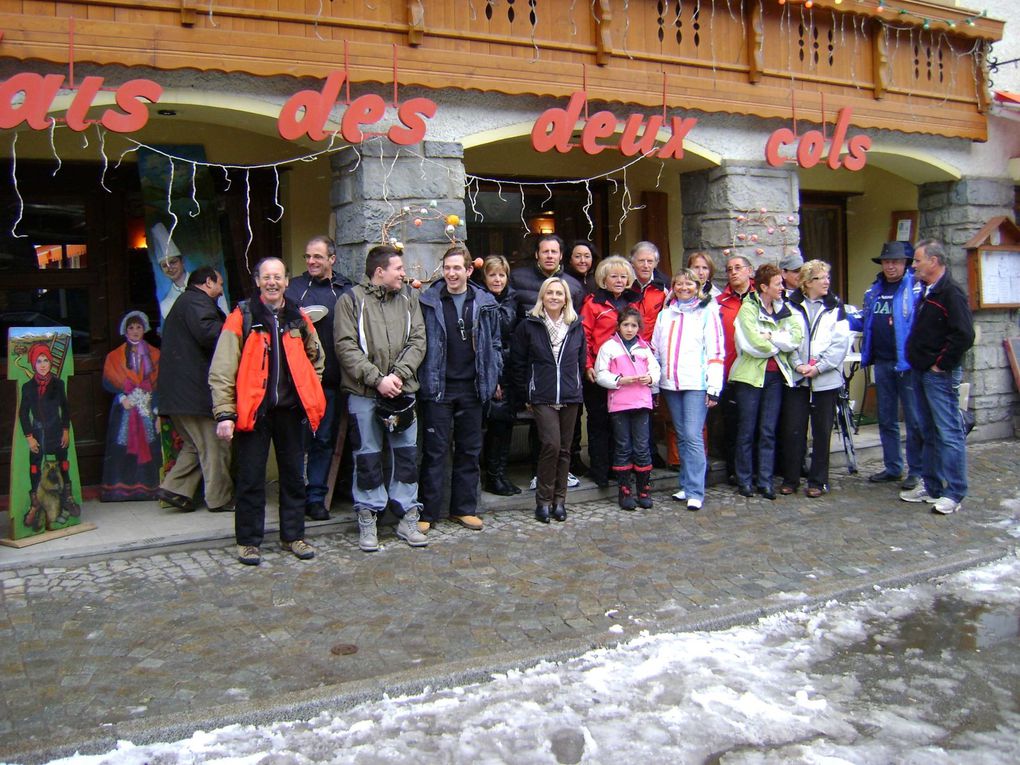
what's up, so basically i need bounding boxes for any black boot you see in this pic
[617,470,636,511]
[535,504,551,524]
[551,502,567,522]
[60,483,81,517]
[484,432,520,496]
[635,468,653,509]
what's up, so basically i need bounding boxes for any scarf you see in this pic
[542,311,569,359]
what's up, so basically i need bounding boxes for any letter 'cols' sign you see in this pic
[765,107,871,171]
[0,69,438,143]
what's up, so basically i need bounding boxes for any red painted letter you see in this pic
[580,111,618,155]
[0,73,64,130]
[656,116,699,159]
[826,107,852,170]
[388,96,437,145]
[531,91,586,153]
[619,114,663,157]
[796,131,825,168]
[278,71,345,141]
[101,78,162,133]
[341,94,386,143]
[65,76,104,131]
[843,134,871,171]
[765,128,796,167]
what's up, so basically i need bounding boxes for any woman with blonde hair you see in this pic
[780,259,851,498]
[580,256,640,487]
[511,277,585,523]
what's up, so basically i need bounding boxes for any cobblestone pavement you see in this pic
[2,441,1019,763]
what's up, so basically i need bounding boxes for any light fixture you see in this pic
[157,109,177,116]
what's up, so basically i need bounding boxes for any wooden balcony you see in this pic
[0,0,1004,140]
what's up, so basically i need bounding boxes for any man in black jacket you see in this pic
[510,234,585,319]
[284,236,352,520]
[900,239,975,515]
[156,267,233,512]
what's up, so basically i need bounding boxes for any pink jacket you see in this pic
[594,334,661,413]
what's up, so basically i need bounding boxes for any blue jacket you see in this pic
[855,270,920,372]
[418,280,503,402]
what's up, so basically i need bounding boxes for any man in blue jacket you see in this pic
[418,245,503,532]
[284,236,352,520]
[855,241,923,490]
[900,239,975,515]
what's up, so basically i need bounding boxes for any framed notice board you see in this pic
[965,217,1020,310]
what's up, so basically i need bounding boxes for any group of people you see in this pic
[131,229,973,567]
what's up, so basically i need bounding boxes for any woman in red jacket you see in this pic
[580,256,640,487]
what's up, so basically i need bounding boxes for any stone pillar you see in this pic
[917,178,1018,439]
[681,163,800,280]
[330,140,466,283]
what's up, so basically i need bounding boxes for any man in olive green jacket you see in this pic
[333,245,428,552]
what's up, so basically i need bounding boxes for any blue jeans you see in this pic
[734,372,783,490]
[304,387,339,506]
[347,393,422,517]
[911,367,967,502]
[663,389,709,502]
[873,361,923,479]
[609,408,652,470]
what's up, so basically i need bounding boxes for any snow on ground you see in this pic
[40,557,1020,765]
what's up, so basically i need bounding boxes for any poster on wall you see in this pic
[5,327,87,543]
[137,146,232,324]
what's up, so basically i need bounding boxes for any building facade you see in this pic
[0,0,1017,490]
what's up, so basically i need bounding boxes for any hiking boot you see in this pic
[417,520,431,534]
[452,514,484,530]
[931,496,961,515]
[237,545,261,566]
[397,508,429,547]
[899,485,936,504]
[357,508,379,552]
[282,539,315,560]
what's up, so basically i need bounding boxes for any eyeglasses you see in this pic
[725,265,746,273]
[457,318,467,341]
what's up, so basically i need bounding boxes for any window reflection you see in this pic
[0,201,89,271]
[0,288,91,355]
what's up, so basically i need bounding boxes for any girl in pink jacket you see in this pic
[595,308,662,511]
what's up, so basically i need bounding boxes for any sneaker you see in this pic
[357,508,379,552]
[671,489,687,502]
[899,485,936,504]
[900,475,920,491]
[397,508,429,547]
[931,496,961,515]
[529,476,537,491]
[566,473,580,488]
[282,539,315,560]
[687,499,702,511]
[237,545,261,566]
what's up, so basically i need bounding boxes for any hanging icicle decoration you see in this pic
[165,157,180,249]
[655,158,665,189]
[467,177,483,224]
[221,165,232,193]
[207,0,217,27]
[114,144,140,170]
[313,0,325,42]
[518,185,529,235]
[530,0,541,63]
[268,166,285,223]
[48,120,62,177]
[467,0,477,22]
[496,180,506,203]
[542,183,553,210]
[621,0,632,59]
[96,125,112,193]
[568,0,578,39]
[188,162,201,218]
[80,130,89,150]
[582,180,594,240]
[243,169,254,274]
[9,133,27,238]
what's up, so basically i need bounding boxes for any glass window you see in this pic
[0,201,89,271]
[0,288,91,355]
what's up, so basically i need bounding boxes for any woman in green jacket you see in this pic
[729,263,803,500]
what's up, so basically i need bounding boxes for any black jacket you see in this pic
[285,271,352,387]
[510,262,585,320]
[906,270,975,372]
[510,315,585,406]
[156,286,226,417]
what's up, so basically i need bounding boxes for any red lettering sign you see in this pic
[531,91,698,158]
[765,107,871,171]
[0,72,161,132]
[277,70,437,144]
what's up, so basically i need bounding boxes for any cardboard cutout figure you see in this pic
[7,327,83,540]
[100,311,162,501]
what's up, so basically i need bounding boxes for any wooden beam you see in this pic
[747,0,763,84]
[180,0,196,28]
[593,0,612,67]
[407,0,424,47]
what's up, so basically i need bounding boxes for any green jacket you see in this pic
[727,291,803,388]
[333,278,427,398]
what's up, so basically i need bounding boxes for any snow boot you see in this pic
[635,468,654,509]
[616,470,636,511]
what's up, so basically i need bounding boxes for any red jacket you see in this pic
[630,272,668,342]
[210,300,326,433]
[581,289,640,371]
[716,281,754,377]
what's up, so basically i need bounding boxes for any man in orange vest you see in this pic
[210,257,326,566]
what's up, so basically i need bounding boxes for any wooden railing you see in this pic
[0,0,1004,139]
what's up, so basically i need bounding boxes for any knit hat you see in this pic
[28,343,53,371]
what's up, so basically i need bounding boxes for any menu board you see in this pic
[974,249,1020,308]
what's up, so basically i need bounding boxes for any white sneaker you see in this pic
[567,473,580,488]
[529,476,537,491]
[671,489,687,501]
[899,485,936,503]
[931,496,961,515]
[686,499,702,511]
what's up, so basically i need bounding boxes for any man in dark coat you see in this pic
[284,235,352,520]
[510,234,585,319]
[155,267,233,512]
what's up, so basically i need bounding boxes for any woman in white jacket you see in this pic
[652,268,725,511]
[778,259,851,498]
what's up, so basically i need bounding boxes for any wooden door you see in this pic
[800,193,849,300]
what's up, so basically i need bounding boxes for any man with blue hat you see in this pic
[855,240,923,489]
